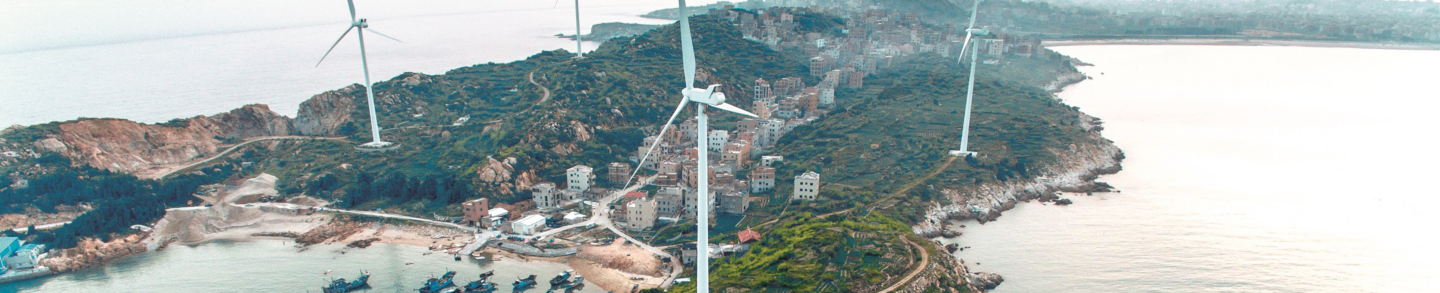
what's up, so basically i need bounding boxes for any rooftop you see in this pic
[796,171,820,180]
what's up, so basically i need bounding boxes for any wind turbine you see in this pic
[572,0,584,58]
[316,0,402,149]
[622,1,758,291]
[950,0,987,157]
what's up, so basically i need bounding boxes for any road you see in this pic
[877,235,930,293]
[156,136,346,179]
[530,175,685,288]
[8,221,69,233]
[321,207,477,232]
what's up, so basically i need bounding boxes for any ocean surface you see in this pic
[944,45,1440,293]
[0,0,726,127]
[2,239,604,293]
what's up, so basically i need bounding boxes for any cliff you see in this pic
[52,104,292,174]
[293,85,360,136]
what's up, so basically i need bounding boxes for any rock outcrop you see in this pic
[970,272,1005,290]
[52,104,292,173]
[294,85,359,136]
[472,157,539,196]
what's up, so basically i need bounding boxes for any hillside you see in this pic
[1,7,1116,292]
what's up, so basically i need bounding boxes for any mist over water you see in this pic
[0,0,724,126]
[945,45,1440,293]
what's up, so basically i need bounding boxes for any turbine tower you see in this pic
[950,0,987,157]
[573,0,584,58]
[317,0,402,149]
[623,2,758,291]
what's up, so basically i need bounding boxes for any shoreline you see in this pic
[916,68,1126,292]
[1043,38,1440,51]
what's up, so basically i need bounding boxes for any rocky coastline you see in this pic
[911,69,1125,291]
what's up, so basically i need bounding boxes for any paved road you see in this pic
[8,221,69,233]
[320,207,477,232]
[157,136,346,179]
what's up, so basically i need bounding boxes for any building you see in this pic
[793,171,820,200]
[655,187,685,218]
[685,188,716,222]
[708,130,730,152]
[761,155,784,167]
[608,162,631,186]
[462,198,490,226]
[749,166,776,193]
[0,237,18,273]
[512,214,547,235]
[682,243,698,264]
[625,197,659,232]
[718,189,749,215]
[567,165,594,193]
[3,243,44,270]
[738,227,762,244]
[486,208,510,228]
[532,182,557,210]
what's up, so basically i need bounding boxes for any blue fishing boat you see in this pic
[419,271,458,293]
[512,274,537,290]
[322,271,370,293]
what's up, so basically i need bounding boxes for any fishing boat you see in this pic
[561,276,584,289]
[548,271,572,287]
[512,275,537,290]
[321,271,370,293]
[463,278,497,293]
[419,271,458,293]
[478,270,495,280]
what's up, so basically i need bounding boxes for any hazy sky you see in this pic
[0,0,728,54]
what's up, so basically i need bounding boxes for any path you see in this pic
[319,207,477,232]
[155,136,346,179]
[483,69,552,124]
[877,235,930,293]
[8,221,69,233]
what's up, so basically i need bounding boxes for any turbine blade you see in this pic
[967,0,981,29]
[365,28,403,43]
[712,102,758,118]
[554,0,561,8]
[347,0,357,22]
[623,97,690,190]
[316,26,356,67]
[958,31,973,63]
[679,0,696,89]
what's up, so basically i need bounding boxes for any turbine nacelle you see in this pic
[966,27,988,36]
[355,18,368,28]
[684,85,725,105]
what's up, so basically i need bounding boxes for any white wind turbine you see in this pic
[316,0,402,149]
[572,0,584,57]
[621,1,758,291]
[950,0,988,157]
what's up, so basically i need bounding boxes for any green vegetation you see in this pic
[671,212,918,292]
[0,156,238,249]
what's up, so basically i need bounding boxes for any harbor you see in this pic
[0,239,606,293]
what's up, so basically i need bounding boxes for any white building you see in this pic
[567,165,594,193]
[708,130,730,152]
[532,182,557,210]
[761,155,784,167]
[625,197,659,232]
[512,214,547,235]
[793,171,820,201]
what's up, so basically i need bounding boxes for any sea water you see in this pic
[945,45,1440,293]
